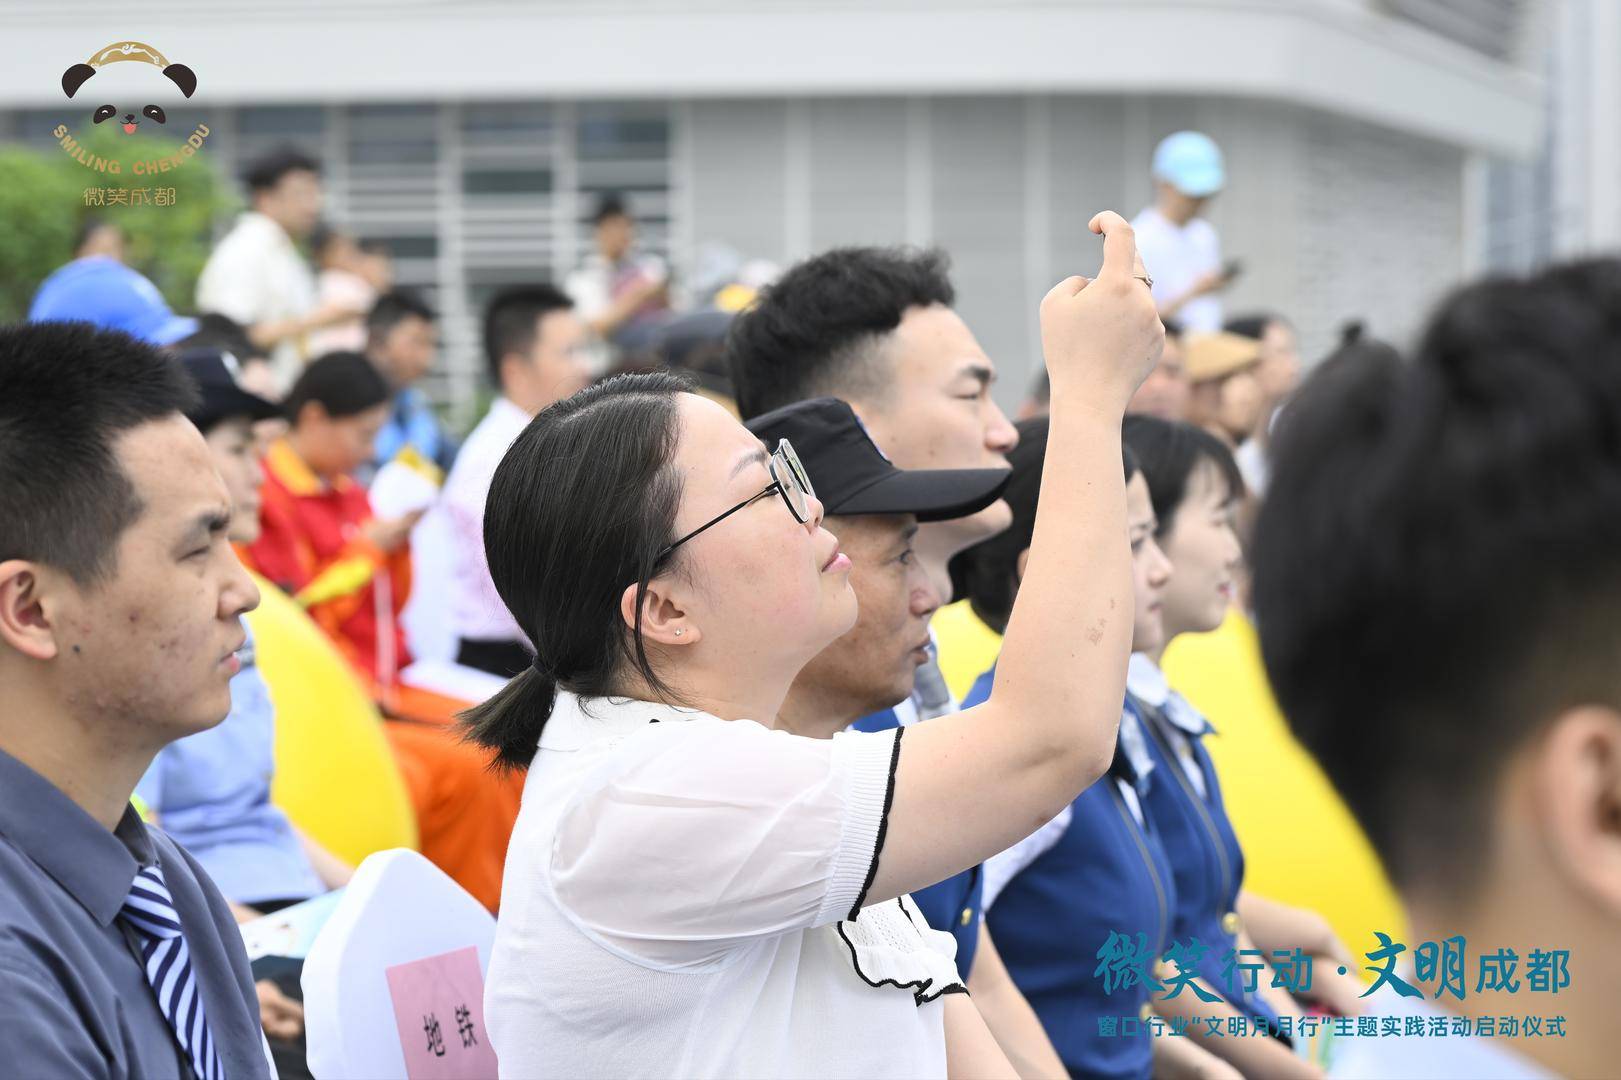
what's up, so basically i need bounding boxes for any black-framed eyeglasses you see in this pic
[655,438,815,565]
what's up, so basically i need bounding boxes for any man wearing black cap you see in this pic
[747,398,1067,1080]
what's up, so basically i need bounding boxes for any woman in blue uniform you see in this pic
[1122,415,1360,1078]
[953,418,1235,1079]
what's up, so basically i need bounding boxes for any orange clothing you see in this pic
[238,460,522,911]
[381,720,523,912]
[249,438,411,688]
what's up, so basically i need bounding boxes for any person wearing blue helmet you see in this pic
[1131,131,1235,333]
[29,233,198,347]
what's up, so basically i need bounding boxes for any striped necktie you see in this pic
[120,865,225,1080]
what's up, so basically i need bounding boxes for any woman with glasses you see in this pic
[463,213,1164,1079]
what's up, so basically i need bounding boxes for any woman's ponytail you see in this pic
[459,665,560,772]
[455,371,691,771]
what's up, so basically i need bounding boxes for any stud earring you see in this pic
[674,629,684,637]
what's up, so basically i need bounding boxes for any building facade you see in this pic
[4,0,1546,424]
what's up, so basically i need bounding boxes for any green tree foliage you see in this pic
[0,120,237,322]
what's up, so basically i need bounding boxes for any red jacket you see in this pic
[246,438,411,689]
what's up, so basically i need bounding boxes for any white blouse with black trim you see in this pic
[485,691,963,1079]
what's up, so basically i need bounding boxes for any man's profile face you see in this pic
[596,214,635,261]
[1127,333,1191,421]
[51,416,259,745]
[378,315,438,388]
[522,309,591,407]
[855,305,1018,543]
[260,168,323,239]
[794,514,941,717]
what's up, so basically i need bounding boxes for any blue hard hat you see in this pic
[29,256,198,346]
[1151,131,1226,198]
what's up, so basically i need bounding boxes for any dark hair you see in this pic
[482,284,575,386]
[951,418,1140,632]
[367,288,436,344]
[176,313,265,365]
[1121,415,1245,538]
[726,247,956,419]
[591,193,630,225]
[1252,258,1621,895]
[1224,311,1289,341]
[284,351,390,422]
[0,323,198,585]
[243,146,321,194]
[460,372,694,769]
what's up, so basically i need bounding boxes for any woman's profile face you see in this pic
[661,393,857,674]
[1158,461,1243,639]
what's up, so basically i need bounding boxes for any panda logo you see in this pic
[61,41,196,135]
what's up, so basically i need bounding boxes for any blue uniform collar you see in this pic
[1127,653,1214,737]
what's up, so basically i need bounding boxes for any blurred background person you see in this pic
[246,352,419,690]
[240,350,521,911]
[1253,258,1621,1080]
[1132,131,1236,332]
[1225,311,1302,495]
[307,223,394,356]
[1126,318,1191,422]
[1182,330,1265,451]
[565,192,673,369]
[442,285,590,677]
[29,223,197,348]
[365,288,452,476]
[197,148,365,391]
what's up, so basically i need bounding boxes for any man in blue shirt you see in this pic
[366,288,454,476]
[0,323,272,1078]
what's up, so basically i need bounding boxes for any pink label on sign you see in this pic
[385,946,501,1079]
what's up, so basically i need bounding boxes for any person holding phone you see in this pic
[1132,131,1237,332]
[466,212,1162,1078]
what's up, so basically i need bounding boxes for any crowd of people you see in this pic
[0,128,1616,1080]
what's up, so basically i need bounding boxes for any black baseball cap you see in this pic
[177,346,281,433]
[745,397,1011,522]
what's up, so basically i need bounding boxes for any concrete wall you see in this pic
[686,94,1464,410]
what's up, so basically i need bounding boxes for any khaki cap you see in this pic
[1183,331,1262,382]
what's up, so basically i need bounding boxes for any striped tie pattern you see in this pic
[120,866,226,1080]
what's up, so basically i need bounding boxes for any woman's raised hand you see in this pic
[1039,211,1165,416]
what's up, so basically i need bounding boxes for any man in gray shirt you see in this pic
[0,322,272,1078]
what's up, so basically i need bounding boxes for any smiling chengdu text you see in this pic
[52,123,211,175]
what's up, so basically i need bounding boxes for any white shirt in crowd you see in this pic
[1130,205,1224,333]
[486,692,964,1079]
[196,211,318,390]
[564,251,669,372]
[440,396,531,646]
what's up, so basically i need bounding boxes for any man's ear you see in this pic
[62,63,96,98]
[1534,706,1621,916]
[619,578,698,650]
[162,63,197,98]
[0,560,63,662]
